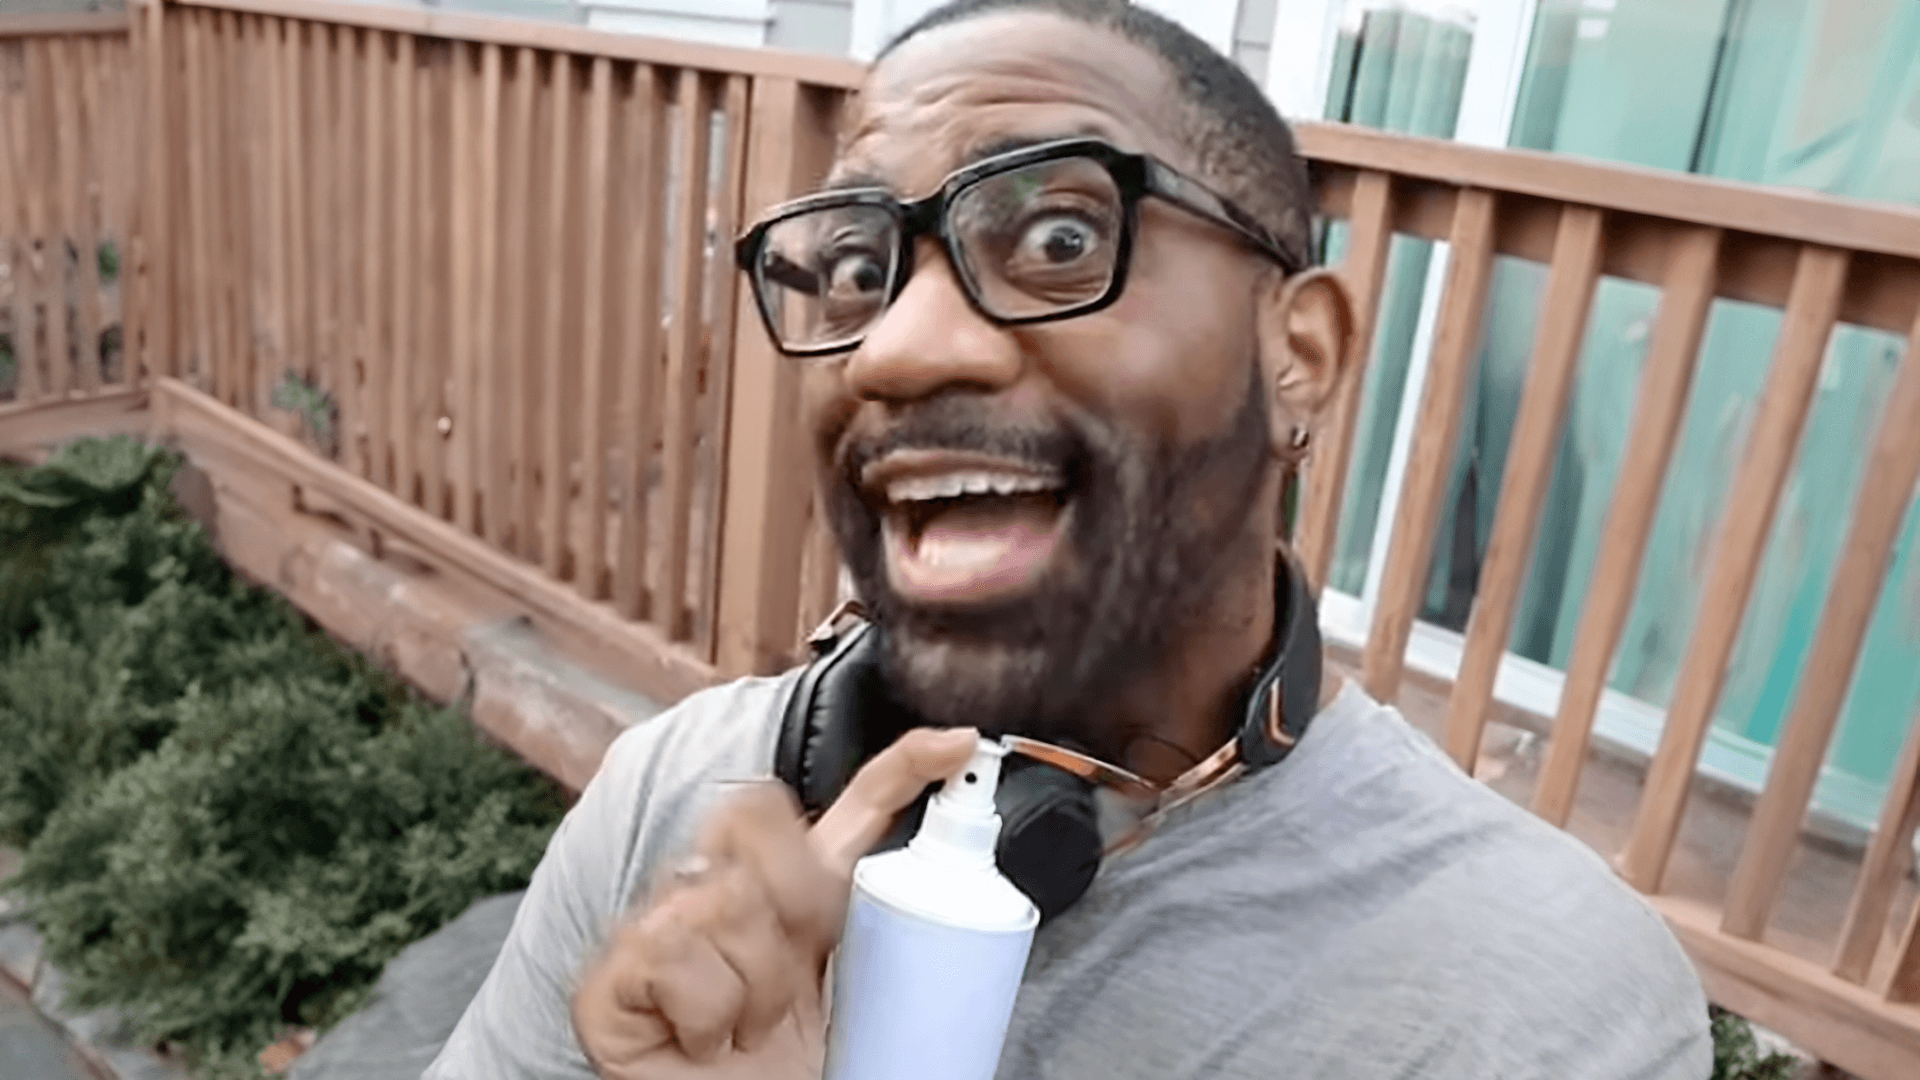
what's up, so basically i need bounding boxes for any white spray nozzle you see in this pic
[941,738,1008,815]
[909,736,1007,867]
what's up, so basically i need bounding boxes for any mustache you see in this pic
[837,393,1087,488]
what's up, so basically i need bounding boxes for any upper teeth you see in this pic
[886,470,1059,504]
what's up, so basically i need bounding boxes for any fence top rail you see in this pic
[1296,121,1920,264]
[165,0,867,89]
[0,11,132,37]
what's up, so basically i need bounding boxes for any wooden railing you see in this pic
[1300,123,1920,1076]
[3,2,1918,1075]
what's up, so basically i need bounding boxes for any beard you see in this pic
[824,368,1274,763]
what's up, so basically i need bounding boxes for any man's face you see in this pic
[805,12,1279,759]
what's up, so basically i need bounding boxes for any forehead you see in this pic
[835,11,1187,195]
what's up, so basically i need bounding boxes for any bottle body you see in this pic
[824,849,1038,1080]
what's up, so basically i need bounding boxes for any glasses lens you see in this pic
[753,202,900,352]
[948,156,1124,321]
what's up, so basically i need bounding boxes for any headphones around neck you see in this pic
[775,551,1323,923]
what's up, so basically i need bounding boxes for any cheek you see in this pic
[802,366,858,474]
[1024,261,1258,447]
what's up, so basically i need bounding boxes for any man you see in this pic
[428,1,1712,1077]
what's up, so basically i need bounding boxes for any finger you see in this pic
[704,785,844,947]
[574,925,674,1069]
[638,904,749,1063]
[812,727,979,873]
[700,868,806,1052]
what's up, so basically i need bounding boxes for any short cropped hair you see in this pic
[880,0,1315,269]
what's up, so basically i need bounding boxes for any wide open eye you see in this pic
[950,157,1124,317]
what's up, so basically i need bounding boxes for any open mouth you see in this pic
[863,452,1073,604]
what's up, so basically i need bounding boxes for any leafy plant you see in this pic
[98,239,120,283]
[0,438,565,1076]
[1710,1007,1803,1080]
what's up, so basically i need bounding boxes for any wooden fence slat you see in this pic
[1443,204,1605,770]
[612,64,669,620]
[359,29,389,483]
[713,75,837,676]
[1722,309,1920,939]
[329,25,358,469]
[691,72,751,658]
[260,15,290,415]
[304,20,336,451]
[282,18,309,404]
[1,41,24,402]
[47,36,81,399]
[573,54,616,600]
[1361,188,1499,702]
[71,34,105,394]
[389,30,416,501]
[15,39,49,403]
[657,67,716,641]
[1834,713,1920,985]
[1890,880,1920,1003]
[203,12,234,403]
[183,14,216,391]
[473,42,502,541]
[139,0,173,381]
[538,51,575,577]
[1619,244,1850,893]
[1532,226,1724,826]
[419,40,450,515]
[449,41,477,528]
[1299,169,1394,594]
[497,46,536,552]
[50,36,90,398]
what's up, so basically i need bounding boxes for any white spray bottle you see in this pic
[823,737,1039,1080]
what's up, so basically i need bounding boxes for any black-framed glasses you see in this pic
[733,138,1306,358]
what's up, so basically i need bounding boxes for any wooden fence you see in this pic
[3,1,1919,1075]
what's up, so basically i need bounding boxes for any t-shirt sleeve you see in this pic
[422,674,791,1080]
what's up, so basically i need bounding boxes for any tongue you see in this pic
[901,494,1062,596]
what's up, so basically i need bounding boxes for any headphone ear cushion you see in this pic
[776,623,911,817]
[994,759,1103,924]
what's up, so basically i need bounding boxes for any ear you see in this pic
[1254,267,1357,452]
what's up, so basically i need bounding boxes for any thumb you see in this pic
[809,727,980,874]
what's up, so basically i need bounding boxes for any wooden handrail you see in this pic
[1296,122,1920,262]
[0,12,131,38]
[171,0,867,88]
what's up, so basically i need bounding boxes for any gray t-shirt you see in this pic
[426,675,1711,1079]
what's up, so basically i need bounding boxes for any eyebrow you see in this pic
[817,124,1125,197]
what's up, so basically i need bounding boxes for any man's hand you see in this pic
[572,727,980,1079]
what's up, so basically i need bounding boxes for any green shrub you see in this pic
[1710,1007,1803,1079]
[0,437,565,1075]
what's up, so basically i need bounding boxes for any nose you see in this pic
[841,238,1023,402]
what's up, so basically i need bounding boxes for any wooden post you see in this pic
[1443,204,1604,770]
[1618,244,1849,894]
[1362,188,1499,702]
[712,77,841,676]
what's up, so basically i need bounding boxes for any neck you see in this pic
[1113,544,1278,784]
